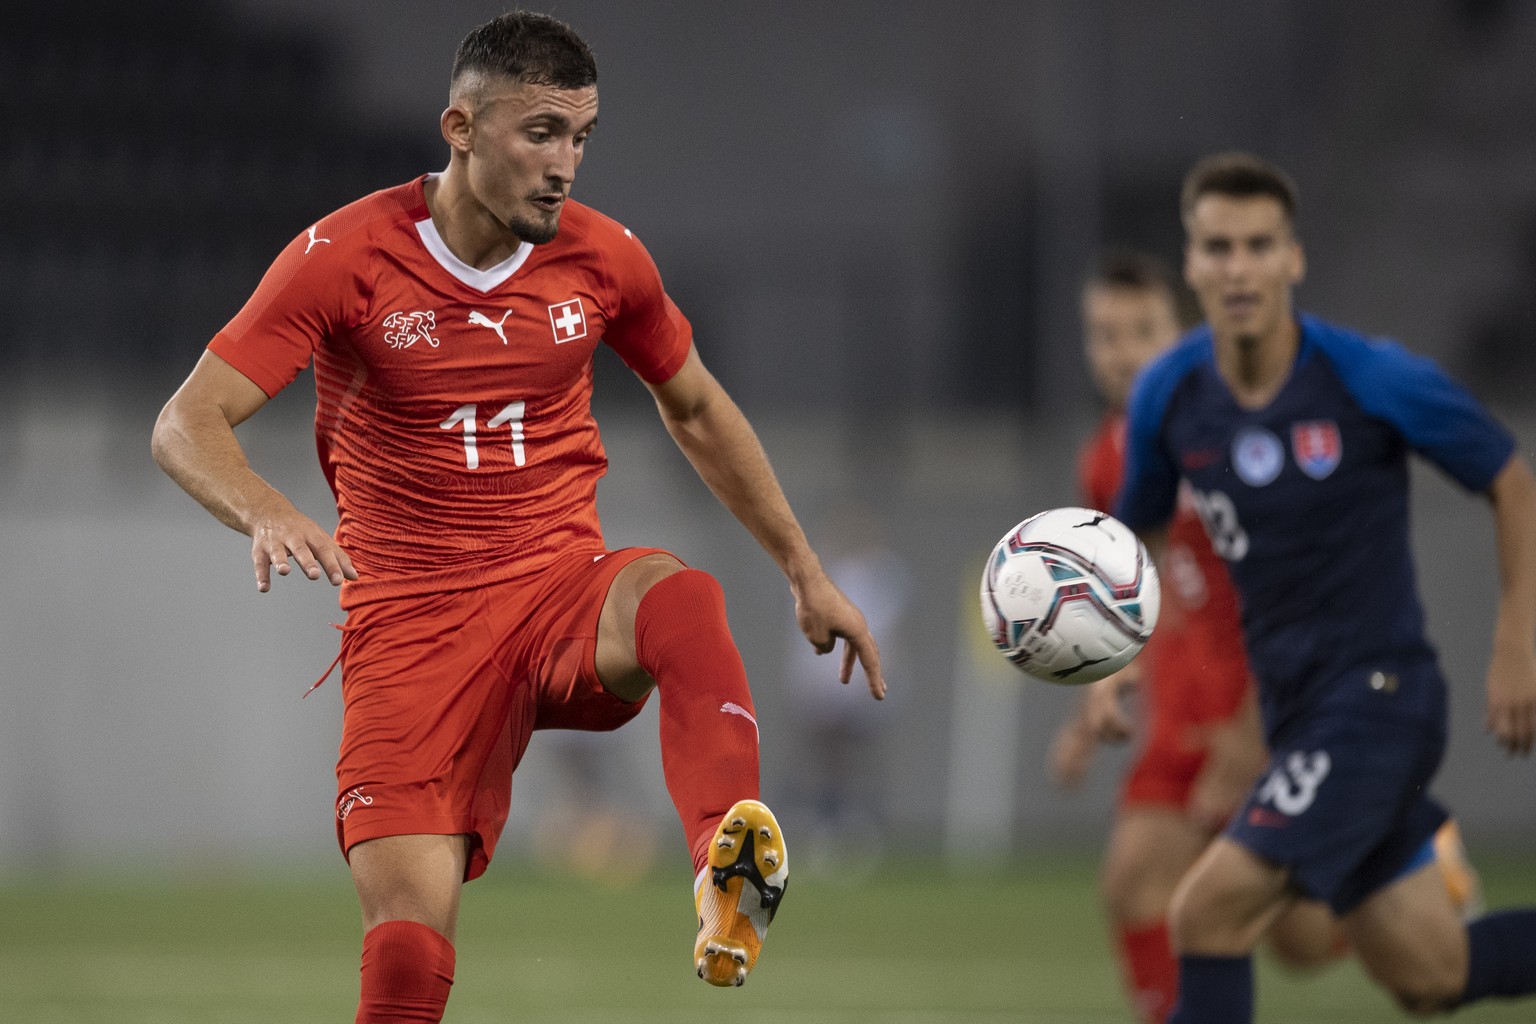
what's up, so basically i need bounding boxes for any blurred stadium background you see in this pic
[3,1,1535,1019]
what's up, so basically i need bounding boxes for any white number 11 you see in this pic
[440,401,526,469]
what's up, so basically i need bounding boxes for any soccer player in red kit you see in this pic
[152,11,884,1021]
[1049,250,1481,1023]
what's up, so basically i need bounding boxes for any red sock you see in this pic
[1119,919,1178,1024]
[356,920,455,1024]
[634,569,761,874]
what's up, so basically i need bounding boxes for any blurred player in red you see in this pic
[1049,249,1479,1023]
[152,11,884,1022]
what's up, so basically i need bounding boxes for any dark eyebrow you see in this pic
[523,112,598,133]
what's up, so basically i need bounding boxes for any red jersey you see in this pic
[1078,413,1249,720]
[210,176,692,605]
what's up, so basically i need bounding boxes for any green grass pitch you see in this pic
[2,853,1533,1022]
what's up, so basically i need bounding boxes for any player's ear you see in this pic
[1289,238,1306,286]
[441,103,474,155]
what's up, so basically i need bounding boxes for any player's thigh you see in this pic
[1101,806,1211,923]
[1343,861,1467,1012]
[594,551,686,701]
[350,833,472,941]
[1168,836,1293,955]
[1266,899,1347,972]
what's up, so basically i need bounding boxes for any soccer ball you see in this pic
[979,507,1160,685]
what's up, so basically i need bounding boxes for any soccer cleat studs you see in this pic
[693,800,788,987]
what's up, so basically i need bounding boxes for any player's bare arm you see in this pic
[1069,523,1169,742]
[152,350,358,593]
[1047,700,1100,788]
[1186,685,1267,830]
[1079,664,1141,744]
[1485,454,1536,755]
[645,346,885,699]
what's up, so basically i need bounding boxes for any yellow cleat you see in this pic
[694,799,788,987]
[1433,818,1484,920]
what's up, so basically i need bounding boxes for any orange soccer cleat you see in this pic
[693,799,788,987]
[1434,818,1484,920]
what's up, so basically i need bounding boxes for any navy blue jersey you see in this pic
[1116,313,1514,718]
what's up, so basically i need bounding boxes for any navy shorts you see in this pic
[1229,660,1449,915]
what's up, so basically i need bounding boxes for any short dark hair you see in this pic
[1086,246,1177,296]
[451,11,597,92]
[1180,152,1299,223]
[1084,246,1196,327]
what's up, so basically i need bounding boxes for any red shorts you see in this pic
[1120,636,1249,812]
[1120,716,1208,810]
[333,546,669,880]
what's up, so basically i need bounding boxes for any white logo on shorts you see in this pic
[337,787,374,821]
[1256,751,1331,816]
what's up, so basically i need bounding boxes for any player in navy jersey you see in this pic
[1115,152,1536,1022]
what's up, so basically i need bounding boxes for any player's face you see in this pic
[462,79,598,244]
[1081,284,1180,411]
[1183,195,1304,348]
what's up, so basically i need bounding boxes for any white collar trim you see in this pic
[414,214,533,293]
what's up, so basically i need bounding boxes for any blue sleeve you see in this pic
[1317,321,1515,492]
[1113,351,1187,533]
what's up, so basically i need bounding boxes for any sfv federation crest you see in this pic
[1232,426,1284,487]
[1292,420,1342,480]
[383,310,441,350]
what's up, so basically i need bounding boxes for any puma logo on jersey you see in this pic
[382,310,441,350]
[305,224,331,253]
[468,309,513,344]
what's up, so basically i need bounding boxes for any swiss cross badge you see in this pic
[548,298,588,344]
[1291,420,1342,480]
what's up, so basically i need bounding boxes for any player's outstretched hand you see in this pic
[1485,641,1536,756]
[1184,687,1266,828]
[1186,710,1267,831]
[1048,704,1098,789]
[248,501,358,593]
[1081,667,1138,743]
[793,573,885,700]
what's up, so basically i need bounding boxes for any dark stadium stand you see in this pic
[0,0,437,378]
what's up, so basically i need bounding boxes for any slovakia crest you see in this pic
[1231,426,1284,487]
[1291,420,1342,480]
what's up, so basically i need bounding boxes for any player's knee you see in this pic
[636,566,729,633]
[1165,878,1204,951]
[1099,857,1140,922]
[1165,873,1263,955]
[1388,987,1459,1017]
[1100,852,1168,925]
[1266,930,1346,974]
[632,566,736,666]
[1265,908,1349,974]
[629,560,713,606]
[1376,963,1463,1016]
[626,553,691,598]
